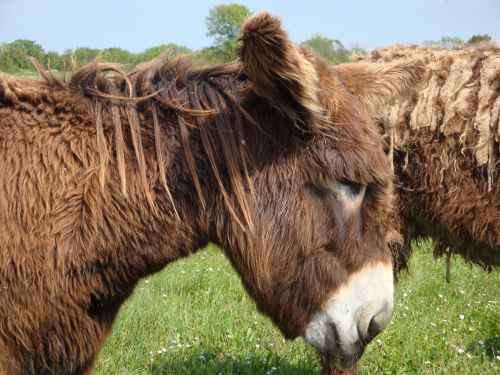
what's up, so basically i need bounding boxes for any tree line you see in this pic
[0,40,196,73]
[0,3,493,73]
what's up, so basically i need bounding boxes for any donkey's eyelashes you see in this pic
[309,179,365,201]
[308,182,335,199]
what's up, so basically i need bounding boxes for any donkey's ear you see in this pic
[238,12,322,127]
[331,60,426,115]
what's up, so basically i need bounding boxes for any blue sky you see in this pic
[1,0,499,52]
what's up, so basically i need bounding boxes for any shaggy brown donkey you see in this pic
[354,45,500,269]
[0,13,420,374]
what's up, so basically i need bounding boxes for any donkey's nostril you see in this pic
[365,317,382,344]
[356,301,393,345]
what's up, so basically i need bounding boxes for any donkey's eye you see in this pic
[309,183,334,199]
[309,179,365,200]
[338,179,364,197]
[333,179,367,214]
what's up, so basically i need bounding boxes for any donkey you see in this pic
[353,45,500,269]
[0,13,420,374]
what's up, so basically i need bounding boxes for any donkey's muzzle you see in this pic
[303,262,394,369]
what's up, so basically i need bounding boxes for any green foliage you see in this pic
[206,4,251,45]
[192,47,227,65]
[136,43,192,63]
[72,47,100,65]
[0,39,45,72]
[423,36,465,49]
[441,36,465,48]
[0,40,193,73]
[99,47,135,65]
[301,34,350,64]
[43,51,64,70]
[205,3,251,62]
[350,45,367,56]
[467,34,492,45]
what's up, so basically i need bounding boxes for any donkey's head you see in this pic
[190,13,412,368]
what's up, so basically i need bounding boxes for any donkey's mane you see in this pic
[10,55,260,230]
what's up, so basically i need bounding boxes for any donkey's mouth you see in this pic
[315,328,364,370]
[304,311,365,370]
[321,341,364,370]
[320,352,360,375]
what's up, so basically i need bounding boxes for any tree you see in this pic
[349,45,367,60]
[99,47,135,65]
[205,3,251,62]
[0,43,13,72]
[73,47,100,65]
[44,51,64,70]
[440,36,465,48]
[0,39,45,72]
[467,34,492,45]
[423,36,465,49]
[193,46,226,65]
[136,43,192,63]
[301,34,349,64]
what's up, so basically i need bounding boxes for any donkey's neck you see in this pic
[62,133,211,309]
[74,178,209,291]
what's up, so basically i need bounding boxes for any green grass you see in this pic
[95,242,499,374]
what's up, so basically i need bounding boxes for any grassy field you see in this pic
[94,242,499,375]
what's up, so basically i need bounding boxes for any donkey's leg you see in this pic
[65,309,120,375]
[31,307,112,375]
[70,326,111,375]
[73,295,131,375]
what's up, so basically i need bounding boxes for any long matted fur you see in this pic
[355,44,500,268]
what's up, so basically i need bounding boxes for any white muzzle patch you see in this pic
[303,261,394,357]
